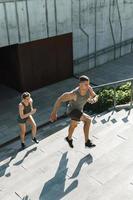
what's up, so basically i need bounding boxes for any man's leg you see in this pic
[80,113,91,143]
[66,120,78,148]
[80,113,96,148]
[68,120,78,140]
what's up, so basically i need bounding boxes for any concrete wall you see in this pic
[0,0,133,74]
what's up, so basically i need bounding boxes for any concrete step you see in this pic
[1,108,133,200]
[85,130,133,185]
[91,162,133,200]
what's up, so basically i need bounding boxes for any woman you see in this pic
[17,92,39,149]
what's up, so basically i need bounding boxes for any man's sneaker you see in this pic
[85,139,96,148]
[32,137,39,144]
[21,142,26,149]
[65,137,74,148]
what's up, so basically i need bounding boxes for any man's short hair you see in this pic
[79,75,89,82]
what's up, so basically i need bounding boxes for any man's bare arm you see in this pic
[88,86,98,104]
[52,92,75,113]
[50,92,76,122]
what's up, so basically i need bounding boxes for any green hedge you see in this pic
[85,82,131,114]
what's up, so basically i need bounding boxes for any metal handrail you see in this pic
[92,77,133,109]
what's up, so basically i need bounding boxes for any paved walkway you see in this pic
[0,108,133,200]
[0,52,133,146]
[76,53,133,85]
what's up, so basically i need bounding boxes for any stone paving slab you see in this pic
[85,136,133,185]
[88,162,133,200]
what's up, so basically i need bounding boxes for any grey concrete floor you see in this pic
[0,108,133,200]
[76,53,133,85]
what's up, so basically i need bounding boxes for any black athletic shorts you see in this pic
[68,109,83,121]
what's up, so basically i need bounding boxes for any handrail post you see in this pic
[130,81,133,108]
[113,87,116,109]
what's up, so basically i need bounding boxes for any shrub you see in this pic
[85,82,131,114]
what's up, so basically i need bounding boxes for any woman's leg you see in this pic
[27,115,38,140]
[19,123,26,144]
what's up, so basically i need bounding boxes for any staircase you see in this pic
[0,108,133,200]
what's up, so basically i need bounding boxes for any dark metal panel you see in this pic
[55,33,73,81]
[0,33,73,92]
[0,44,21,89]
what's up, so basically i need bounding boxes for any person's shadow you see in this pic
[13,147,37,166]
[0,147,37,177]
[70,154,93,179]
[0,149,20,177]
[22,195,31,200]
[39,152,78,200]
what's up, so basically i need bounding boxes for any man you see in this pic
[50,75,98,148]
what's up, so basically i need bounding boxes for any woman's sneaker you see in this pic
[85,139,96,148]
[32,137,39,144]
[21,142,26,149]
[65,137,74,148]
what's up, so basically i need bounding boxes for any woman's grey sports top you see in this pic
[17,102,32,123]
[21,102,32,114]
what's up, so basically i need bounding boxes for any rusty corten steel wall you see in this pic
[0,44,21,87]
[0,32,73,91]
